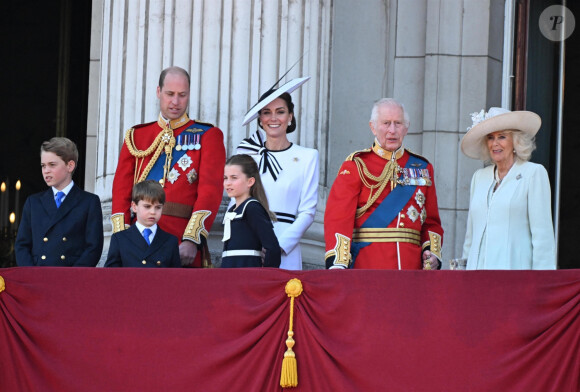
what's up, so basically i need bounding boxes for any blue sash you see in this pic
[350,154,427,267]
[146,123,212,182]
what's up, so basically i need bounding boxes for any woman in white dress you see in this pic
[460,107,556,270]
[236,77,319,270]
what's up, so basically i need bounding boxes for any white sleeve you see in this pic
[462,171,477,260]
[277,149,319,254]
[527,165,556,269]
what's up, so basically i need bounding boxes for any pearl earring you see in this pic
[288,121,292,126]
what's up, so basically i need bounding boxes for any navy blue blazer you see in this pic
[104,224,181,268]
[15,185,104,267]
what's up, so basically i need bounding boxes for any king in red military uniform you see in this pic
[111,66,225,267]
[324,98,443,269]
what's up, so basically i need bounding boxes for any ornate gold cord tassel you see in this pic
[280,278,303,388]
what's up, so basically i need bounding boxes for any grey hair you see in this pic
[478,129,536,162]
[370,98,410,128]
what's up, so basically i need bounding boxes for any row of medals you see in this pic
[175,133,201,151]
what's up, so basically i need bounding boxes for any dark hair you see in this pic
[225,154,276,221]
[158,66,191,89]
[40,137,78,172]
[258,92,297,134]
[132,180,166,205]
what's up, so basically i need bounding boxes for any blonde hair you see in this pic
[478,129,536,162]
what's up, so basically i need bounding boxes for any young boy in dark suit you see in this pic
[15,137,104,266]
[105,180,180,268]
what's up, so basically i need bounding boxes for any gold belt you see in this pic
[352,228,420,246]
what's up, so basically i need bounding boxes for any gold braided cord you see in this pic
[125,128,163,158]
[354,157,399,219]
[136,142,166,183]
[124,127,176,186]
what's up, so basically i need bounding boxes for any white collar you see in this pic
[53,180,74,197]
[135,221,158,236]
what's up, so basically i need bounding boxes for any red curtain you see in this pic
[1,268,579,391]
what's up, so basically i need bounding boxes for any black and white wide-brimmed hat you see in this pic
[242,76,310,126]
[460,107,541,160]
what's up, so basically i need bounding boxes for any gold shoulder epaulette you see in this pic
[346,148,372,161]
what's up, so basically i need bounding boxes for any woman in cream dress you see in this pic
[460,107,556,270]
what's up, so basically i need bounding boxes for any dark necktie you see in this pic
[142,228,152,245]
[55,191,65,208]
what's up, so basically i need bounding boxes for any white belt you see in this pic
[222,250,261,258]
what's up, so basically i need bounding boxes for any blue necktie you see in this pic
[55,191,65,208]
[142,228,152,245]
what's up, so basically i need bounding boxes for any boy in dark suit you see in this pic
[105,180,180,268]
[15,137,104,266]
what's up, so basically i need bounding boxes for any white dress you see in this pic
[236,129,319,270]
[462,160,556,270]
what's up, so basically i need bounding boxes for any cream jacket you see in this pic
[462,160,556,270]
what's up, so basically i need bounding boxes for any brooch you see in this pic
[167,168,180,184]
[187,168,198,184]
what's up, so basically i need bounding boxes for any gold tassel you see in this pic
[280,278,303,388]
[0,275,5,294]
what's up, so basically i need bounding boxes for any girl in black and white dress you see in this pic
[221,154,281,268]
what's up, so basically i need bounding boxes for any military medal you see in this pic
[167,168,180,184]
[399,168,432,186]
[187,168,198,184]
[177,154,193,171]
[188,133,195,150]
[415,190,426,208]
[407,205,419,222]
[176,134,185,150]
[193,134,201,150]
[175,134,182,151]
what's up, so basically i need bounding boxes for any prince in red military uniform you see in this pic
[324,98,443,269]
[111,66,225,267]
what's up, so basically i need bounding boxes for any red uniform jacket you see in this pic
[111,114,225,266]
[324,144,443,269]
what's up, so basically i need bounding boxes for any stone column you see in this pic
[87,0,332,266]
[421,0,504,264]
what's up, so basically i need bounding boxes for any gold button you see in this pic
[61,255,66,260]
[43,237,48,242]
[401,214,406,219]
[156,261,161,266]
[142,260,147,265]
[62,237,67,242]
[41,255,46,260]
[399,222,405,227]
